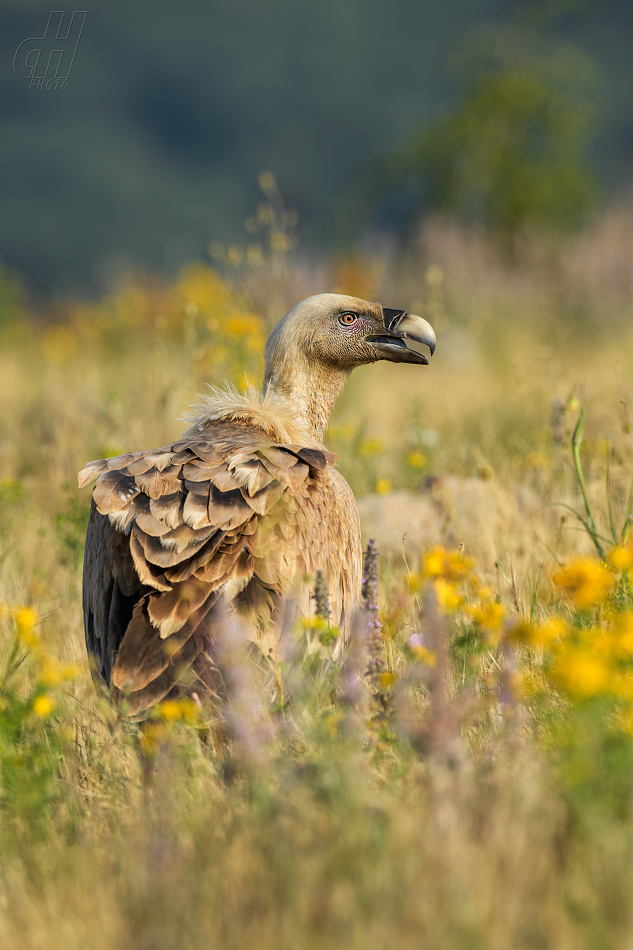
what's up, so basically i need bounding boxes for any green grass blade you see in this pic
[571,409,605,559]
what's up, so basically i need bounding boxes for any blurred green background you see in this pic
[1,0,632,294]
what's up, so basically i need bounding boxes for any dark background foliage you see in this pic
[1,0,632,293]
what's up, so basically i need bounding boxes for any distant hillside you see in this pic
[1,0,631,293]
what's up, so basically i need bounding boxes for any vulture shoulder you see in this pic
[80,422,360,716]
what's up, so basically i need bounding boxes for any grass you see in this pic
[1,210,633,948]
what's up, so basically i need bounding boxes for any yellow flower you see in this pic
[379,671,395,689]
[174,697,201,724]
[553,649,611,698]
[375,478,392,496]
[422,546,473,582]
[423,547,447,578]
[407,451,427,470]
[300,616,339,648]
[157,697,200,724]
[553,558,612,609]
[609,543,633,572]
[225,314,263,338]
[531,616,569,649]
[301,616,330,632]
[609,612,633,655]
[468,599,505,631]
[39,657,62,686]
[434,579,463,614]
[360,438,384,457]
[32,695,53,718]
[411,645,437,667]
[15,607,39,647]
[176,264,233,314]
[158,700,184,722]
[39,656,81,686]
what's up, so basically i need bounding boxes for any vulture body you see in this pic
[79,294,435,716]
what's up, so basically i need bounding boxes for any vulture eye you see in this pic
[338,312,358,326]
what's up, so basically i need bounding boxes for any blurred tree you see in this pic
[343,22,601,252]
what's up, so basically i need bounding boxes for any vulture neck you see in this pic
[264,355,350,441]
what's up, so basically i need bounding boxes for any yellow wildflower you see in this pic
[301,616,339,647]
[423,547,447,578]
[468,599,505,631]
[553,558,612,609]
[32,695,53,718]
[553,649,611,697]
[225,314,263,338]
[360,438,384,457]
[434,579,463,614]
[39,656,62,686]
[156,697,200,724]
[15,607,39,647]
[609,543,633,572]
[411,645,437,667]
[176,697,201,724]
[531,616,569,649]
[379,671,395,689]
[407,451,427,470]
[177,264,233,314]
[158,700,184,722]
[301,616,330,632]
[375,479,392,496]
[39,656,81,686]
[609,612,633,655]
[422,546,473,582]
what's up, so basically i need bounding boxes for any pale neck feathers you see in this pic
[262,309,351,439]
[182,384,325,448]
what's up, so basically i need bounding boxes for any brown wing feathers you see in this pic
[80,423,337,715]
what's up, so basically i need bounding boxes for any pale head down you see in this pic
[262,293,436,439]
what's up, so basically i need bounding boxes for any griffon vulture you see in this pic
[79,294,435,715]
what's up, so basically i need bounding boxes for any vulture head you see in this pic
[262,293,436,439]
[264,293,435,372]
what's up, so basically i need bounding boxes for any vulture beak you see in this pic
[365,307,437,365]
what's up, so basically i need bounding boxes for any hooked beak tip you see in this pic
[382,308,436,358]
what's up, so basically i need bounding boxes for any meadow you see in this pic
[1,205,633,949]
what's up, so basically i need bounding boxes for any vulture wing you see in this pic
[80,422,349,716]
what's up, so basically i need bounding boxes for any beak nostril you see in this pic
[382,307,407,330]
